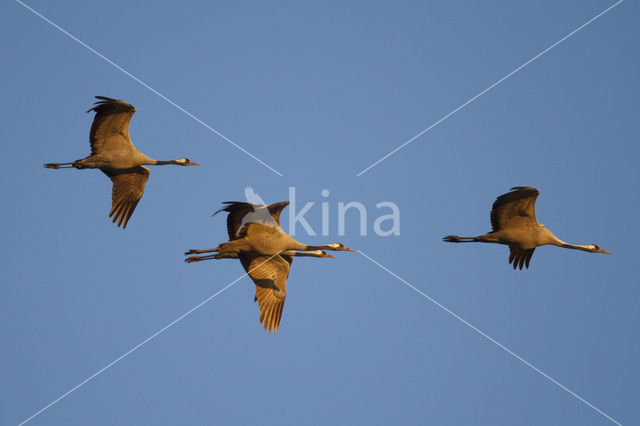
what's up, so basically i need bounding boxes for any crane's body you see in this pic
[68,150,155,170]
[213,222,351,256]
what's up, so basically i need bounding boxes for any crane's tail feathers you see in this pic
[443,235,476,243]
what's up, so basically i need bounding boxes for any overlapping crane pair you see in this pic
[184,201,354,332]
[45,96,611,332]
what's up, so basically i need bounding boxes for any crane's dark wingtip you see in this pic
[212,202,241,216]
[508,186,539,194]
[87,96,136,113]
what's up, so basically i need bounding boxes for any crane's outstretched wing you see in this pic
[102,166,150,228]
[215,201,290,240]
[238,254,290,333]
[490,187,540,232]
[214,202,258,240]
[87,96,137,155]
[508,246,535,270]
[267,201,289,226]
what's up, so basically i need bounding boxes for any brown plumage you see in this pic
[185,201,345,332]
[201,201,354,256]
[101,168,149,228]
[225,201,289,333]
[490,186,540,234]
[242,254,289,333]
[44,96,199,228]
[444,186,610,269]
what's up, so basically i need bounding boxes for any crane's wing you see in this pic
[214,201,289,239]
[214,202,257,240]
[267,201,289,227]
[87,96,137,155]
[238,254,290,333]
[490,187,540,232]
[508,246,535,270]
[101,166,150,228]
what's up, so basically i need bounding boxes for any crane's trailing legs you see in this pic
[185,254,226,262]
[185,248,217,255]
[44,162,76,169]
[444,235,476,242]
[443,235,496,243]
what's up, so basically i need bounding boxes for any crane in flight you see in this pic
[185,200,353,332]
[45,96,200,228]
[443,187,610,269]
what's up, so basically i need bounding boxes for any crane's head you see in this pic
[326,243,355,252]
[175,158,200,166]
[587,244,611,254]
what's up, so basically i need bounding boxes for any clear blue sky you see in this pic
[1,1,638,425]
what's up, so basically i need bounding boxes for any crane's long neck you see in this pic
[283,250,327,257]
[152,159,180,165]
[276,233,351,252]
[279,235,332,251]
[545,232,594,252]
[298,244,345,251]
[554,241,596,252]
[302,244,329,250]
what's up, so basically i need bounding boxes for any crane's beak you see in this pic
[602,249,611,254]
[189,161,200,166]
[343,247,355,252]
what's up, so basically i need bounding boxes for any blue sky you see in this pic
[1,1,638,425]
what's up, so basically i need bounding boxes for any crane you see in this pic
[44,96,199,228]
[443,187,610,269]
